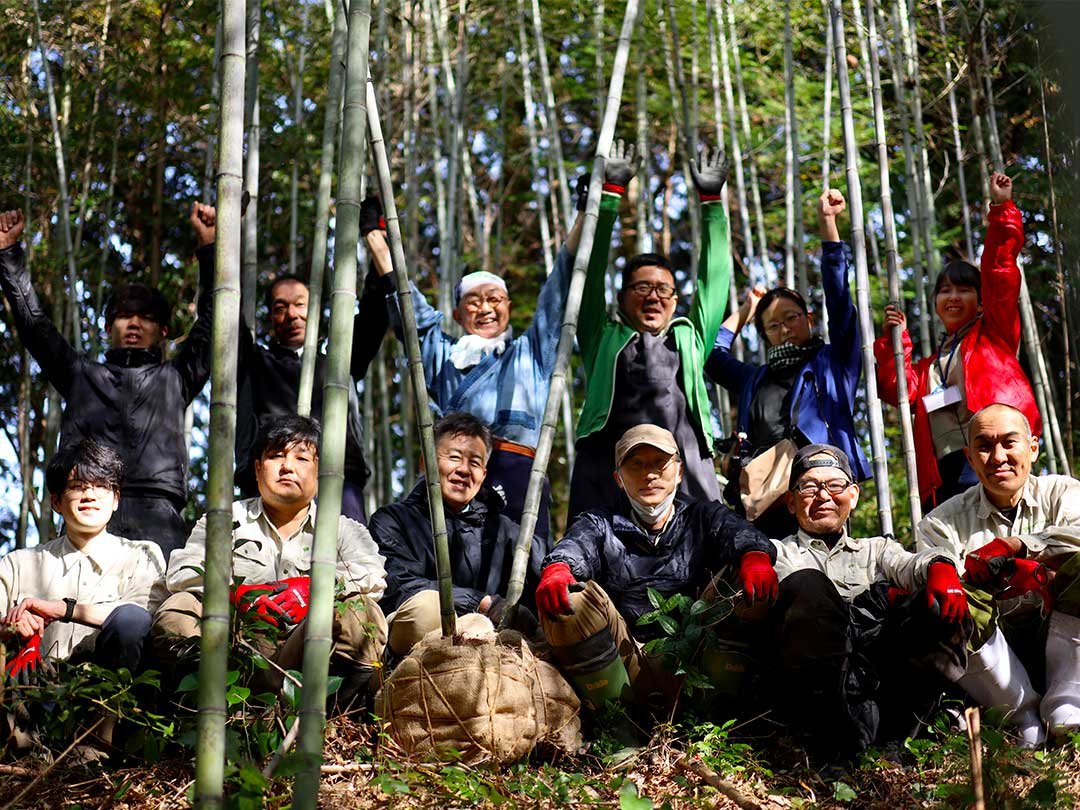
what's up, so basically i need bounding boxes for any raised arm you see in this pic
[980,172,1023,351]
[687,145,733,348]
[173,202,217,403]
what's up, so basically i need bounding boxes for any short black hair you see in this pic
[105,284,171,328]
[45,439,125,496]
[264,274,308,312]
[253,414,322,461]
[434,412,492,456]
[619,253,676,295]
[754,287,809,338]
[932,260,981,302]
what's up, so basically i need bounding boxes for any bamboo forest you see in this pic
[1,0,1080,806]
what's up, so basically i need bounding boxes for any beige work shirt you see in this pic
[0,531,166,661]
[166,497,386,600]
[917,475,1080,569]
[772,529,945,599]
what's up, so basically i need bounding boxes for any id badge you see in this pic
[923,384,962,412]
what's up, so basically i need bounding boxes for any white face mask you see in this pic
[616,472,679,526]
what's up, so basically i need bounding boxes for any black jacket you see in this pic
[0,243,213,502]
[235,269,387,486]
[369,479,549,614]
[543,497,774,639]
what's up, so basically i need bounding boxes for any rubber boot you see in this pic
[329,663,379,717]
[1041,611,1080,734]
[957,627,1045,747]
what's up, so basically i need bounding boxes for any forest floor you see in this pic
[0,713,1078,809]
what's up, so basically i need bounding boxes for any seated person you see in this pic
[152,415,387,706]
[918,403,1080,746]
[570,143,731,519]
[536,424,776,722]
[370,412,547,658]
[362,194,588,539]
[1,439,165,677]
[0,206,217,558]
[770,444,970,760]
[706,190,869,538]
[876,172,1040,509]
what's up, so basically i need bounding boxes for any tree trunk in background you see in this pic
[782,0,806,295]
[635,68,651,255]
[934,0,973,259]
[203,7,223,204]
[530,0,573,233]
[419,0,450,319]
[241,0,261,335]
[73,0,112,257]
[288,2,308,276]
[517,0,555,276]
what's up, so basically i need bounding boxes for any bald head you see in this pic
[965,403,1039,509]
[967,403,1032,447]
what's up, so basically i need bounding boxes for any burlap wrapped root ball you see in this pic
[376,616,582,764]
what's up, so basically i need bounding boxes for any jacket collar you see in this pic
[268,340,304,358]
[58,531,123,574]
[610,498,690,550]
[792,527,859,553]
[975,478,1039,520]
[404,477,503,523]
[105,345,164,367]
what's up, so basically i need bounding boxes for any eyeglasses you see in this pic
[461,294,508,311]
[626,281,678,300]
[621,454,680,476]
[763,311,806,336]
[792,478,852,498]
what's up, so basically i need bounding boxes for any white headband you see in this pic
[455,271,508,304]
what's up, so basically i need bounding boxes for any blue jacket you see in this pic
[704,241,871,481]
[383,247,572,447]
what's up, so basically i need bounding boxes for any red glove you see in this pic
[738,551,778,605]
[535,563,576,617]
[6,633,42,680]
[231,581,280,625]
[263,577,311,624]
[963,538,1017,587]
[1000,559,1054,615]
[926,562,970,623]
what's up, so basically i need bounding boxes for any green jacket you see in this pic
[576,192,732,445]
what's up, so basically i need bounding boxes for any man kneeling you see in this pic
[152,415,388,707]
[771,444,971,759]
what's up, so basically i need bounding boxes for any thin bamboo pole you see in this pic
[530,0,573,232]
[419,0,450,319]
[822,0,834,186]
[866,0,921,525]
[72,0,112,255]
[635,68,651,254]
[203,7,223,205]
[712,0,752,265]
[366,79,456,638]
[292,1,372,804]
[934,0,973,259]
[831,0,894,537]
[503,0,641,616]
[298,0,348,417]
[241,0,261,336]
[782,0,807,297]
[288,2,308,276]
[193,0,244,802]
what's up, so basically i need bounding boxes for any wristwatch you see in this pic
[62,597,77,623]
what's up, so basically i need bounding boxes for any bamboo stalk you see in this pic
[866,0,921,525]
[782,0,806,297]
[288,2,308,277]
[291,1,372,803]
[366,79,456,639]
[965,707,986,810]
[502,0,641,617]
[822,0,834,186]
[934,0,974,259]
[194,0,245,800]
[830,0,894,537]
[635,68,651,254]
[530,0,573,231]
[202,6,223,205]
[241,0,261,336]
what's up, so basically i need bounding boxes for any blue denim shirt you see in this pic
[384,246,572,446]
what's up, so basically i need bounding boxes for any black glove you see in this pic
[603,139,640,192]
[689,145,731,199]
[575,173,591,211]
[359,194,386,236]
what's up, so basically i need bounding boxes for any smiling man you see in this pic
[0,206,217,557]
[369,412,547,657]
[153,415,388,709]
[917,403,1080,744]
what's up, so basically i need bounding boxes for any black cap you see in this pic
[788,444,854,490]
[104,284,171,328]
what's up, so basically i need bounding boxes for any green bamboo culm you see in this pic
[291,0,372,805]
[366,78,456,638]
[501,0,642,622]
[297,0,348,417]
[193,0,245,803]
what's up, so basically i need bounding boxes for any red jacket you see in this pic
[874,200,1041,505]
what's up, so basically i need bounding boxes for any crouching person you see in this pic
[771,444,971,760]
[535,424,777,736]
[371,412,547,659]
[152,415,388,708]
[1,440,165,677]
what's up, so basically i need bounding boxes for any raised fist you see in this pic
[603,139,640,191]
[819,188,846,219]
[883,303,907,332]
[190,202,217,247]
[0,210,25,251]
[689,145,730,198]
[989,171,1013,205]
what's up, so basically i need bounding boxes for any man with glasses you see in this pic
[569,141,732,518]
[370,412,548,658]
[769,444,970,759]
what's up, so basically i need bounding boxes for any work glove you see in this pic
[737,551,778,605]
[5,634,42,680]
[999,559,1054,616]
[689,146,731,201]
[602,139,640,195]
[359,194,386,236]
[231,577,311,626]
[482,595,540,637]
[535,562,576,617]
[926,562,970,623]
[963,538,1017,587]
[575,173,591,211]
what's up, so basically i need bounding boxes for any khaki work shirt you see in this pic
[166,497,386,600]
[917,475,1080,569]
[0,531,165,661]
[772,529,946,600]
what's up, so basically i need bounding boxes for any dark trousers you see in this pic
[108,494,188,560]
[486,444,550,540]
[767,570,970,759]
[92,604,153,673]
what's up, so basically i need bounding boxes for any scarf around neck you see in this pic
[449,327,514,370]
[767,336,824,371]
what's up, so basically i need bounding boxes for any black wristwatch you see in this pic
[62,597,77,623]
